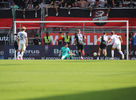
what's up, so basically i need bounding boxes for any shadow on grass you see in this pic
[23,87,136,100]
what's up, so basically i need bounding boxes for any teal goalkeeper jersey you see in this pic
[61,47,70,55]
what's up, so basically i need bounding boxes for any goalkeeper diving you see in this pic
[59,43,75,60]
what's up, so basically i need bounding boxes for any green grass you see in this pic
[0,60,136,100]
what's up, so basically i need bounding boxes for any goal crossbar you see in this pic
[14,20,129,60]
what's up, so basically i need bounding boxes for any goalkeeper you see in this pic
[59,43,75,60]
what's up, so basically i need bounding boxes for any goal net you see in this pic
[13,20,129,60]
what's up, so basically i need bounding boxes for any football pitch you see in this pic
[0,60,136,100]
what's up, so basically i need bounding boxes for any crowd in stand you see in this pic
[0,0,136,18]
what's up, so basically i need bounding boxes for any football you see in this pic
[93,52,97,56]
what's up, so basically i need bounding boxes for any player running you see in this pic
[74,29,86,60]
[59,43,74,60]
[108,31,124,60]
[95,32,108,60]
[17,27,28,60]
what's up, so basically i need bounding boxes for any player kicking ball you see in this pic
[95,32,108,60]
[108,31,124,60]
[59,43,75,60]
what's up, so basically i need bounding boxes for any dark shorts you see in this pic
[21,2,26,9]
[107,4,113,8]
[99,43,107,49]
[77,44,84,51]
[33,2,39,8]
[67,3,73,7]
[45,43,51,45]
[14,41,18,50]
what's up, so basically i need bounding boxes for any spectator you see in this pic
[57,32,63,45]
[87,0,96,17]
[63,32,71,45]
[127,0,135,7]
[45,0,62,17]
[106,0,115,17]
[33,35,41,45]
[98,0,107,7]
[31,0,40,18]
[19,0,27,18]
[10,2,19,16]
[114,0,124,7]
[43,32,51,45]
[73,0,79,7]
[64,0,75,15]
[79,0,87,7]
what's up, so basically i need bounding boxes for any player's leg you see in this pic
[97,47,101,60]
[77,45,83,60]
[55,6,59,16]
[61,54,67,60]
[69,54,73,60]
[102,49,107,59]
[14,41,18,58]
[89,6,92,17]
[20,43,26,60]
[17,43,21,60]
[102,44,107,59]
[117,44,124,60]
[77,45,81,58]
[80,45,84,60]
[35,5,38,18]
[111,44,117,59]
[68,5,71,14]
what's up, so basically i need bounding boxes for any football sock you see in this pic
[17,52,20,58]
[119,51,123,55]
[111,50,114,58]
[97,55,100,59]
[79,52,81,57]
[70,56,73,60]
[21,52,24,58]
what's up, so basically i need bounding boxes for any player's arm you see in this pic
[69,37,71,45]
[17,35,19,44]
[83,35,86,42]
[12,33,17,35]
[25,37,28,46]
[119,36,123,43]
[73,38,77,45]
[95,36,101,44]
[59,50,62,57]
[108,39,112,44]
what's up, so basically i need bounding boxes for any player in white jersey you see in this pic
[108,31,124,60]
[17,27,28,60]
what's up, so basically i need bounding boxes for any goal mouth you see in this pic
[13,20,129,60]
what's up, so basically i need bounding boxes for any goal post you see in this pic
[13,20,129,60]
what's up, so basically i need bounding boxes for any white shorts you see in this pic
[18,43,26,51]
[112,43,121,49]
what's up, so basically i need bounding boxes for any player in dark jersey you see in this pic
[74,29,86,60]
[95,32,108,60]
[13,32,19,59]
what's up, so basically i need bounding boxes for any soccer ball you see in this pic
[93,52,97,56]
[18,54,21,58]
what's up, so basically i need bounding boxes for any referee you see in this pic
[95,32,108,60]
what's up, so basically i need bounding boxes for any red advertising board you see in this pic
[42,33,126,45]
